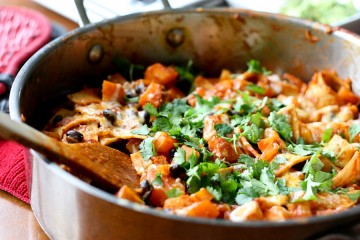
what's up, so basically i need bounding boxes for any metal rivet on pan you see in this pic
[88,44,104,63]
[166,28,185,48]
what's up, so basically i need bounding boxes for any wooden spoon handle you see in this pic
[0,111,61,155]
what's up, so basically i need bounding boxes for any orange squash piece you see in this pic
[139,82,163,108]
[144,63,178,86]
[185,200,220,219]
[116,185,144,204]
[153,132,177,157]
[102,80,125,103]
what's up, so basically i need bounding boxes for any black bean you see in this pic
[169,164,186,179]
[139,179,151,195]
[169,148,176,158]
[52,114,63,126]
[143,111,150,124]
[125,92,136,98]
[103,109,117,124]
[65,130,83,143]
[226,110,241,116]
[135,84,144,94]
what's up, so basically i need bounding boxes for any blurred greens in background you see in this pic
[280,0,358,24]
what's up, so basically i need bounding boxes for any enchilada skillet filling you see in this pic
[43,60,360,221]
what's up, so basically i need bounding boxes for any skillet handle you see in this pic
[74,0,90,26]
[74,0,173,26]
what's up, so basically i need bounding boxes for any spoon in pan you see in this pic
[0,111,140,192]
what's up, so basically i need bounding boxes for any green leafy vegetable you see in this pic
[139,137,155,160]
[321,128,333,143]
[166,188,183,198]
[245,84,266,94]
[268,112,293,142]
[131,125,150,135]
[215,124,234,136]
[143,103,158,117]
[152,173,163,186]
[246,59,271,75]
[114,56,145,81]
[300,151,334,200]
[349,124,360,143]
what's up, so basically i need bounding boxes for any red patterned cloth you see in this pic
[0,140,30,203]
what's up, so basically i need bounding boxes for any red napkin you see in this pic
[0,140,30,203]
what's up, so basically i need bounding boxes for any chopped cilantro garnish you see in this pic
[143,103,158,117]
[124,96,139,103]
[321,128,333,144]
[349,124,360,143]
[131,125,150,135]
[245,84,266,94]
[175,59,196,94]
[165,188,183,198]
[152,173,163,186]
[287,143,320,156]
[139,137,155,160]
[206,186,222,201]
[242,123,264,143]
[267,98,286,112]
[246,59,271,75]
[268,112,293,142]
[114,56,145,81]
[300,151,334,200]
[173,148,187,166]
[215,123,234,136]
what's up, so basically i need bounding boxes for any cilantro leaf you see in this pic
[341,189,360,201]
[173,148,187,166]
[139,137,155,160]
[242,123,264,143]
[287,143,320,156]
[246,59,271,75]
[235,193,253,205]
[114,56,145,81]
[165,188,183,198]
[300,175,320,200]
[349,124,360,143]
[321,128,333,143]
[152,173,163,186]
[131,125,149,135]
[188,152,199,169]
[300,151,334,200]
[175,60,196,93]
[274,155,288,164]
[206,186,222,201]
[143,103,158,117]
[215,124,234,136]
[267,99,286,112]
[124,96,139,103]
[268,112,293,142]
[245,84,266,94]
[151,117,172,132]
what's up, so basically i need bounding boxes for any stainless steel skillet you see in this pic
[9,4,360,240]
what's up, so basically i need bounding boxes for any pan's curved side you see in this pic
[10,9,360,240]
